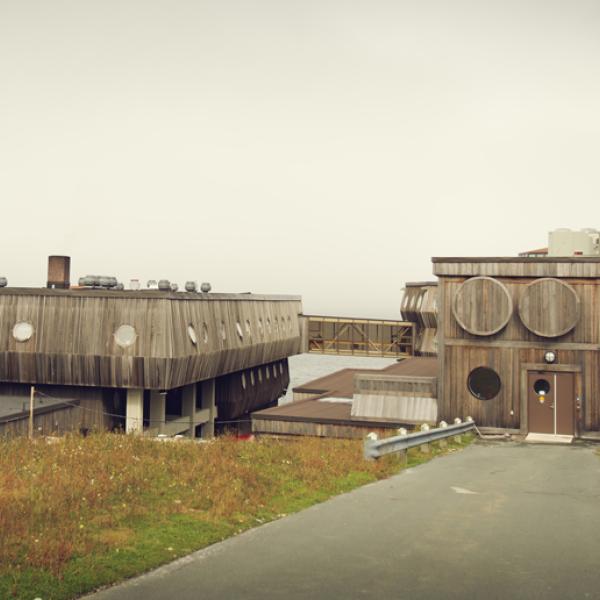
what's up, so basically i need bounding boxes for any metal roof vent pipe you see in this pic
[0,277,7,288]
[158,279,171,291]
[47,255,71,289]
[170,282,179,292]
[185,281,198,292]
[200,282,212,293]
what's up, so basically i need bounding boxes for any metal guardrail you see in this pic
[364,418,475,460]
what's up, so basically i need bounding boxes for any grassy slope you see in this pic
[0,433,473,600]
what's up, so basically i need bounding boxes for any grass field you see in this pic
[0,432,473,599]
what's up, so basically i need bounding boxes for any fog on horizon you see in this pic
[1,0,599,319]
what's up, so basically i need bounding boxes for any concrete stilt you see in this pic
[200,378,216,439]
[149,390,166,435]
[182,384,196,438]
[126,389,144,434]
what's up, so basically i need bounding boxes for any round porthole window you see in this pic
[114,324,137,348]
[533,379,551,396]
[467,367,501,401]
[13,321,34,342]
[187,324,198,345]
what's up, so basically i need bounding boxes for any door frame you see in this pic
[520,363,582,436]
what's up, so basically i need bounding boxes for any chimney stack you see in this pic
[47,256,71,289]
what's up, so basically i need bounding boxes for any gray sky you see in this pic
[1,0,599,319]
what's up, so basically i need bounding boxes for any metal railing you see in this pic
[364,417,475,460]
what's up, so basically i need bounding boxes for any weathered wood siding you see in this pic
[0,289,302,389]
[401,283,437,356]
[0,383,123,436]
[216,359,290,420]
[252,418,404,439]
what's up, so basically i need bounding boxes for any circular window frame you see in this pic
[533,378,551,396]
[467,366,501,401]
[13,321,34,343]
[518,278,580,338]
[114,324,137,348]
[187,324,198,345]
[453,277,513,336]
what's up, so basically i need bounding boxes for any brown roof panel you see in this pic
[292,357,438,398]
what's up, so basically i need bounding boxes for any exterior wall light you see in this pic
[544,350,557,364]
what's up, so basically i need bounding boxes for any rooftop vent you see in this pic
[78,275,118,288]
[0,277,6,288]
[200,282,212,293]
[185,281,198,292]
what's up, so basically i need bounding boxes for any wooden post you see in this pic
[453,418,463,444]
[29,385,35,439]
[438,421,448,449]
[398,428,408,466]
[420,423,430,453]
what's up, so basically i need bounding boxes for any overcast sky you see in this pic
[1,0,599,318]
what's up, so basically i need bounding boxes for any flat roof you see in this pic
[432,256,600,263]
[404,281,438,287]
[0,288,301,302]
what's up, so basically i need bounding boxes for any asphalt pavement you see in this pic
[87,441,600,600]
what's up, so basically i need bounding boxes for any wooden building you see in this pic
[0,257,301,438]
[400,282,437,356]
[433,256,600,440]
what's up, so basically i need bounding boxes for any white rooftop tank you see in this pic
[548,228,600,256]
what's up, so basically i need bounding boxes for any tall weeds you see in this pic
[0,434,397,578]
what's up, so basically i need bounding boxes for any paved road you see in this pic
[89,442,600,600]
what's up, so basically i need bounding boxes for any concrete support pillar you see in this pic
[182,384,196,438]
[149,390,166,435]
[200,378,216,439]
[126,389,144,434]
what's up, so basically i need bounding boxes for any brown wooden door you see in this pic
[527,371,575,435]
[528,372,554,434]
[555,372,575,435]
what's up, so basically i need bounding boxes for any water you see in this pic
[282,353,397,404]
